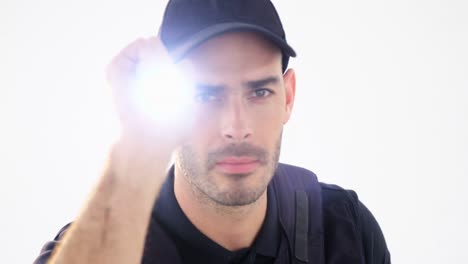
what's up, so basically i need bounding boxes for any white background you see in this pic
[1,0,467,263]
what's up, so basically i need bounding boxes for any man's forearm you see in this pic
[47,151,170,264]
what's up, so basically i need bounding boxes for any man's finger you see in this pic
[106,35,175,135]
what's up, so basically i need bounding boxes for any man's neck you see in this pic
[173,167,267,251]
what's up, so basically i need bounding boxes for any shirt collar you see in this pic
[153,165,281,261]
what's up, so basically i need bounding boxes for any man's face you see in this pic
[174,32,296,206]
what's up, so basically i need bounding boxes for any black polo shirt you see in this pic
[153,167,282,264]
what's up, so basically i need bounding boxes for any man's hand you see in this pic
[106,35,192,183]
[108,35,189,157]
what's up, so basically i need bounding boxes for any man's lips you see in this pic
[215,157,260,174]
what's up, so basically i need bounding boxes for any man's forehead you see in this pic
[176,32,283,84]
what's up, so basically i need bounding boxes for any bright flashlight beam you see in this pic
[131,61,194,125]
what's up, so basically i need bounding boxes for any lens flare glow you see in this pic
[130,62,194,125]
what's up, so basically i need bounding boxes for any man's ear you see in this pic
[282,68,296,124]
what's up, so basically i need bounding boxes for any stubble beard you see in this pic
[176,135,282,207]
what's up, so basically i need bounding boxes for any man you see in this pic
[34,0,390,263]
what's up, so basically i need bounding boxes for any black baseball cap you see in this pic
[160,0,296,72]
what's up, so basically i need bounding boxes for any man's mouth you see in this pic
[215,157,260,174]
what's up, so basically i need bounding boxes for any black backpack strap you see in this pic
[273,163,325,264]
[294,190,309,262]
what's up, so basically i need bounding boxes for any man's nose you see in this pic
[220,97,252,141]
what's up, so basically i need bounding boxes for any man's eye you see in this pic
[195,92,219,103]
[252,88,272,98]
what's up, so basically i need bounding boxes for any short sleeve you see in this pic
[358,202,391,264]
[32,223,72,264]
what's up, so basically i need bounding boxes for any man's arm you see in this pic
[35,36,189,264]
[44,149,171,264]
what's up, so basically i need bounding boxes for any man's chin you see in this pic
[210,189,265,207]
[208,175,269,206]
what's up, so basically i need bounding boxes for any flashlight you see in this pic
[130,61,194,125]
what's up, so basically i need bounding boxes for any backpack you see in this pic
[142,163,380,264]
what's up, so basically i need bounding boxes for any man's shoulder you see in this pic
[274,163,366,230]
[276,163,365,220]
[318,182,362,226]
[276,163,358,196]
[319,182,360,207]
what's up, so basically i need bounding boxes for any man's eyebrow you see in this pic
[194,83,225,91]
[194,76,280,91]
[244,76,280,89]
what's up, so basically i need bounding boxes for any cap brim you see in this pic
[167,22,296,62]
